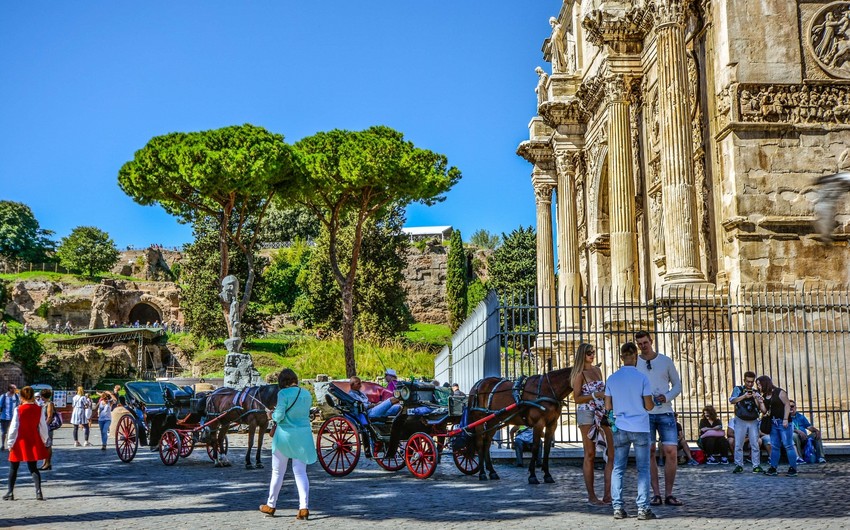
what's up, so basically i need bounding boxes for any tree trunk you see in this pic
[219,211,232,336]
[341,279,356,377]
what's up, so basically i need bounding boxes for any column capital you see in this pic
[655,0,687,29]
[532,179,555,206]
[605,74,641,105]
[582,6,655,53]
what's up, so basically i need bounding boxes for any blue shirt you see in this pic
[790,412,812,432]
[605,366,652,433]
[0,392,20,421]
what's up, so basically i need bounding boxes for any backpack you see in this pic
[804,437,817,464]
[734,387,759,421]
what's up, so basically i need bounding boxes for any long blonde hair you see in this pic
[570,343,594,393]
[76,386,84,396]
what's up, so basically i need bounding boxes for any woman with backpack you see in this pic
[38,389,57,470]
[70,387,92,447]
[728,371,763,473]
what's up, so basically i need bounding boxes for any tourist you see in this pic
[3,386,47,501]
[634,330,683,507]
[755,375,798,476]
[451,383,465,397]
[674,413,699,466]
[70,387,92,447]
[0,321,7,334]
[38,389,55,470]
[729,371,763,473]
[604,342,656,520]
[570,342,614,506]
[789,400,826,464]
[348,377,401,419]
[384,369,398,392]
[0,384,20,452]
[97,391,115,450]
[260,369,316,520]
[698,405,730,464]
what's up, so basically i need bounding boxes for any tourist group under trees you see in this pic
[118,124,461,377]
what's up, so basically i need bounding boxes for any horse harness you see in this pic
[466,374,563,436]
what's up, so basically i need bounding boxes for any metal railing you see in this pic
[447,285,850,442]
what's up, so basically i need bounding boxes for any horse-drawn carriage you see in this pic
[316,380,480,479]
[113,381,238,466]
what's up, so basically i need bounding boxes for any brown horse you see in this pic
[467,367,573,484]
[205,385,279,468]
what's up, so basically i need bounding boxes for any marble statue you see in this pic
[535,66,549,106]
[549,17,568,74]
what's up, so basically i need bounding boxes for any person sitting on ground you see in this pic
[674,413,699,466]
[509,425,542,468]
[348,377,401,419]
[789,400,826,464]
[698,405,730,464]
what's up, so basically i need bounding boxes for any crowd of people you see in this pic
[573,330,829,521]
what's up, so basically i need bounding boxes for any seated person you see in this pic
[349,376,401,419]
[674,413,699,466]
[510,425,542,467]
[790,400,826,464]
[698,405,730,464]
[384,369,398,392]
[451,383,465,397]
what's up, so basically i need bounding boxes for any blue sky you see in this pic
[0,2,558,249]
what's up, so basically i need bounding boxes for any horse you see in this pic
[466,367,573,484]
[204,384,279,468]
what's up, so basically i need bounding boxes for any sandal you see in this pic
[664,495,684,506]
[649,495,663,506]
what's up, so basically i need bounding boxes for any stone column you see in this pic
[533,172,558,345]
[655,0,706,283]
[606,75,639,300]
[554,149,581,330]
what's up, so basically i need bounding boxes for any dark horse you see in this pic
[467,367,573,484]
[204,385,279,468]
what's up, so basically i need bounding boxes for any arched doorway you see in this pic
[128,303,162,326]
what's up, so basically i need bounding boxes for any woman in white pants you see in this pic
[260,369,316,520]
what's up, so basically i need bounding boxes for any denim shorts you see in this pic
[649,413,678,446]
[576,409,595,426]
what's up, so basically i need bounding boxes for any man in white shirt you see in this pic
[635,330,683,507]
[605,342,656,520]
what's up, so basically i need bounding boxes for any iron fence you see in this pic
[454,285,850,443]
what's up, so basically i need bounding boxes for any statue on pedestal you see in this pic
[219,275,260,389]
[549,16,568,74]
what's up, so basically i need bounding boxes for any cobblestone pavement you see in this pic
[1,427,849,529]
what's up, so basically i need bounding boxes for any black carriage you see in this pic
[316,380,480,479]
[114,381,233,465]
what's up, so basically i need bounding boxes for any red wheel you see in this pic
[317,416,361,477]
[452,445,481,475]
[405,432,438,479]
[115,414,138,463]
[374,440,405,471]
[179,431,194,458]
[159,429,181,466]
[206,434,229,461]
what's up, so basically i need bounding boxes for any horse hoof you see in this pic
[489,472,500,480]
[245,463,254,470]
[528,476,540,485]
[544,475,555,484]
[255,462,264,469]
[479,474,489,481]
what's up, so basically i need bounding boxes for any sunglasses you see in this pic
[585,350,595,356]
[645,359,652,371]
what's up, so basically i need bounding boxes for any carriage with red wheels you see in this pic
[316,380,480,479]
[113,381,235,466]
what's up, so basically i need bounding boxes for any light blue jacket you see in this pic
[271,386,317,464]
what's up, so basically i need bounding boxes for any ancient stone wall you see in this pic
[403,245,448,325]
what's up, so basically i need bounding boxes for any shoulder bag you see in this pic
[269,387,302,437]
[759,393,774,435]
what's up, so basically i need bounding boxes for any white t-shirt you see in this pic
[635,352,682,415]
[605,366,652,433]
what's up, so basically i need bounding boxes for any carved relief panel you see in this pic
[804,1,850,80]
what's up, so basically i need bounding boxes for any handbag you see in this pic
[269,388,302,437]
[759,392,775,435]
[804,437,817,464]
[48,410,63,431]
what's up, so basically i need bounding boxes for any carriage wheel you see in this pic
[374,440,405,471]
[452,445,481,476]
[316,416,361,477]
[179,431,195,458]
[115,414,138,463]
[206,434,230,461]
[405,433,438,479]
[159,429,181,466]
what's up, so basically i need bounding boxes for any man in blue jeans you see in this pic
[635,330,683,507]
[605,342,656,520]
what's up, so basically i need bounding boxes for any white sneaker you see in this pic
[83,441,92,447]
[74,441,81,447]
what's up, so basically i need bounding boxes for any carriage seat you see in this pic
[164,386,194,408]
[326,381,393,405]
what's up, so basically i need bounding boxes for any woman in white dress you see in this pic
[70,387,92,447]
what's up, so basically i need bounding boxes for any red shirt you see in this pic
[9,403,48,462]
